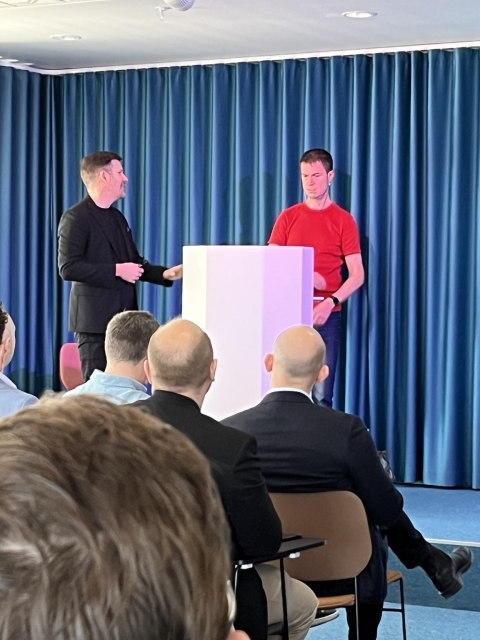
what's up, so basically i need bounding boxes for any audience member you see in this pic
[133,319,319,640]
[64,310,159,403]
[223,326,473,640]
[0,301,38,418]
[0,394,234,640]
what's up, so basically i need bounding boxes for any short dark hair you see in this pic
[105,310,160,364]
[80,151,122,187]
[300,148,333,173]
[0,301,8,345]
[0,395,231,640]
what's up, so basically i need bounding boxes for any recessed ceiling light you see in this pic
[21,63,34,66]
[2,58,19,63]
[343,11,377,18]
[50,34,82,41]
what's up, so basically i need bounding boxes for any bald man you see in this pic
[132,319,318,640]
[223,326,472,640]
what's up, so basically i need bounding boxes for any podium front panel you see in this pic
[182,246,313,420]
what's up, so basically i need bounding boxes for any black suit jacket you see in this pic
[223,391,405,605]
[132,391,283,640]
[58,196,172,333]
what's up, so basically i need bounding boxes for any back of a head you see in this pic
[273,325,326,385]
[148,318,213,391]
[0,395,231,640]
[105,310,160,364]
[80,151,121,188]
[300,148,333,173]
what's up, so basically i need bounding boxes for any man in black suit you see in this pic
[133,319,319,640]
[223,326,472,640]
[58,151,182,381]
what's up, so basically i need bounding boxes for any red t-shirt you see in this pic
[268,201,361,305]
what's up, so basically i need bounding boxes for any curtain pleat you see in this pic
[1,50,479,486]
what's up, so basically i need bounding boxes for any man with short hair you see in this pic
[223,326,472,640]
[0,394,236,640]
[0,301,38,418]
[269,148,364,407]
[133,319,319,640]
[58,151,183,382]
[64,310,159,404]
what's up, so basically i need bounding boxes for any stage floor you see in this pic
[398,485,480,545]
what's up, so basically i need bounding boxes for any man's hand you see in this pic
[313,297,335,326]
[163,264,183,280]
[115,262,144,283]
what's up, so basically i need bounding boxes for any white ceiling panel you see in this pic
[0,0,479,71]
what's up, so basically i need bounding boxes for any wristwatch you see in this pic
[330,295,340,306]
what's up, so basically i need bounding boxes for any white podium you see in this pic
[182,246,313,420]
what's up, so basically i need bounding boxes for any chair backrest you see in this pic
[269,491,372,582]
[59,343,84,391]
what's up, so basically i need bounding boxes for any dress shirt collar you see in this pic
[90,370,147,392]
[0,372,16,389]
[266,387,313,402]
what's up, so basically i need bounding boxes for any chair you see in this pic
[234,536,326,640]
[59,343,84,390]
[270,491,407,640]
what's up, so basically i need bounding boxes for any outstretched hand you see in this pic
[163,264,183,280]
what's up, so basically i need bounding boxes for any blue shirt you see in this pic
[63,370,150,405]
[0,372,38,419]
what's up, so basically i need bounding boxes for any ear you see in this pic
[327,169,335,185]
[264,353,274,373]
[316,364,329,383]
[99,169,109,183]
[210,359,217,382]
[0,336,11,370]
[144,359,153,385]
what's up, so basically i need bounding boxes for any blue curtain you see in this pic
[0,49,479,487]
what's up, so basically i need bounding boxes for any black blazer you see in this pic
[223,391,405,605]
[58,196,172,333]
[132,391,283,640]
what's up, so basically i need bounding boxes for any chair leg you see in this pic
[279,558,290,640]
[399,577,407,640]
[354,577,360,640]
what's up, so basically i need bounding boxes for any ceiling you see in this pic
[0,0,479,72]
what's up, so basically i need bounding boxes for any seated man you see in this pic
[0,301,38,418]
[64,310,159,404]
[223,326,472,640]
[0,394,237,640]
[133,319,319,640]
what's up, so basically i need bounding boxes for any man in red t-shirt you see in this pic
[269,148,364,407]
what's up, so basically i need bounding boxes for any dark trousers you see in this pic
[346,603,383,640]
[75,332,106,381]
[387,510,431,568]
[313,310,342,408]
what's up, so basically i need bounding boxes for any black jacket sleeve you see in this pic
[347,417,404,528]
[140,260,173,287]
[224,434,283,560]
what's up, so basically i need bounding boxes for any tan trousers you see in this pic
[255,563,318,640]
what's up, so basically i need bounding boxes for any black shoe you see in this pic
[421,545,473,598]
[311,608,340,627]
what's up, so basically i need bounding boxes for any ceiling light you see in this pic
[50,34,82,41]
[2,58,19,63]
[163,0,194,10]
[343,11,377,18]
